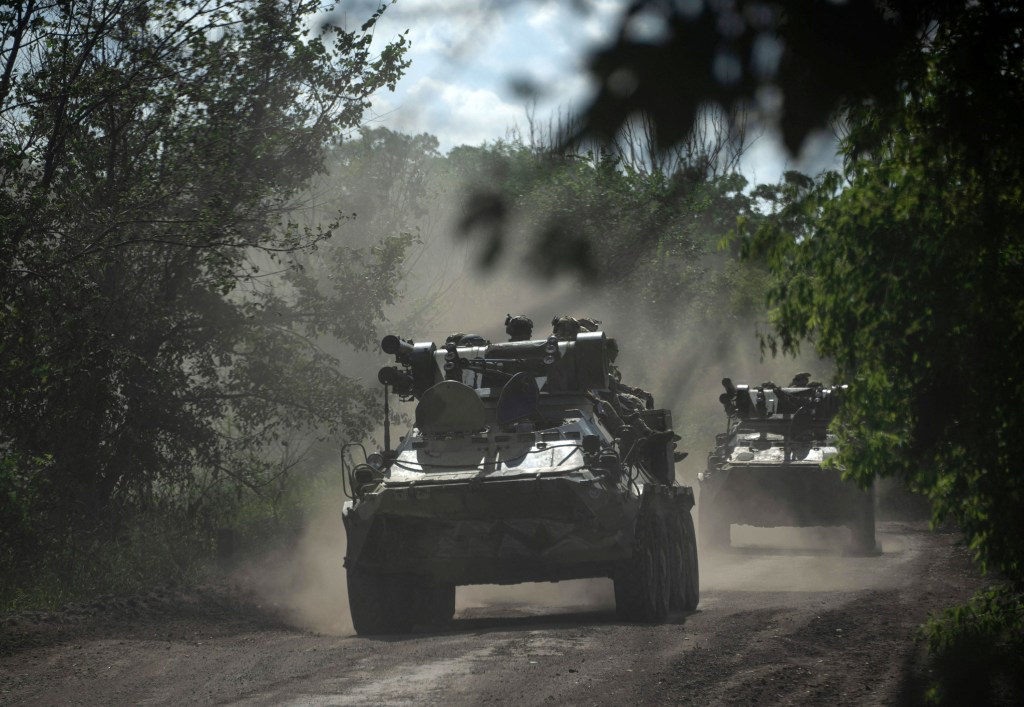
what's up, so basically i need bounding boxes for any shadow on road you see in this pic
[352,598,696,639]
[355,605,698,642]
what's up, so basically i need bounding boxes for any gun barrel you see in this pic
[381,335,414,359]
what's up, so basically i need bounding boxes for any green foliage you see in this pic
[920,585,1024,705]
[452,122,765,329]
[300,127,444,333]
[573,1,963,155]
[0,0,410,594]
[713,3,1024,700]
[1,505,213,610]
[743,2,1024,590]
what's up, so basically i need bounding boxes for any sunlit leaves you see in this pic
[744,1,1024,587]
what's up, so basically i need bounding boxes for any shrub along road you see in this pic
[0,521,985,705]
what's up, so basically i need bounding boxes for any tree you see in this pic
[0,0,409,583]
[462,1,980,276]
[301,127,453,333]
[742,3,1024,699]
[457,109,759,293]
[573,0,962,155]
[747,0,1023,585]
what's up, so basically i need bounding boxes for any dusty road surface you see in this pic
[1,521,985,706]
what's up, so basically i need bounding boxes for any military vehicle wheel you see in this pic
[347,568,414,635]
[679,511,700,611]
[653,520,672,619]
[848,491,877,555]
[668,514,686,612]
[699,501,730,549]
[615,510,670,623]
[415,581,456,627]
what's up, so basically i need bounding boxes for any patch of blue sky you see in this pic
[362,0,620,150]
[358,0,838,183]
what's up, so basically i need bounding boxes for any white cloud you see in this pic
[582,0,626,43]
[372,76,528,151]
[526,2,560,31]
[740,128,841,185]
[358,1,606,150]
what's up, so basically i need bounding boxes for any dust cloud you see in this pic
[252,264,842,627]
[265,156,849,628]
[234,496,353,636]
[700,526,910,596]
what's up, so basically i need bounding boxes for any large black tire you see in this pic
[668,514,686,612]
[347,568,414,635]
[699,499,730,549]
[415,581,456,627]
[847,489,877,555]
[652,519,672,619]
[615,507,670,623]
[679,510,700,611]
[668,512,699,613]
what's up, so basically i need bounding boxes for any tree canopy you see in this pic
[573,0,965,155]
[735,5,1024,696]
[0,0,409,585]
[745,0,1024,586]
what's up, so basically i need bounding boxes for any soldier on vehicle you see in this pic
[550,321,677,464]
[551,315,581,341]
[790,372,812,387]
[505,314,534,341]
[605,338,655,410]
[551,315,601,341]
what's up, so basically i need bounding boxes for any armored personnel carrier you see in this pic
[699,376,876,553]
[341,322,698,634]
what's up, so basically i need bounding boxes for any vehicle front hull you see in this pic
[343,475,640,585]
[700,463,872,528]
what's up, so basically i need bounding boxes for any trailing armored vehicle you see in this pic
[341,319,698,635]
[699,376,876,553]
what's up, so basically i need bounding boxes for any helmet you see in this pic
[551,316,581,341]
[505,314,534,342]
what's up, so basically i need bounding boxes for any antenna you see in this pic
[383,383,391,452]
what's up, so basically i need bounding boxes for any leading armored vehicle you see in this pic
[698,376,876,553]
[342,321,698,634]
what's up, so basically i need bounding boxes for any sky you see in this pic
[362,0,616,149]
[356,0,839,183]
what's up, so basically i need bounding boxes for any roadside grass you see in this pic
[0,472,338,612]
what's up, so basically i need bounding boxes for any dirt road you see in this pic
[0,521,985,706]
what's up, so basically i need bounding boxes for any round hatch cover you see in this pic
[415,380,487,434]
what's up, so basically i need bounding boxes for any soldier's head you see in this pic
[505,314,534,342]
[790,372,812,388]
[606,337,619,363]
[551,315,581,341]
[577,317,601,333]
